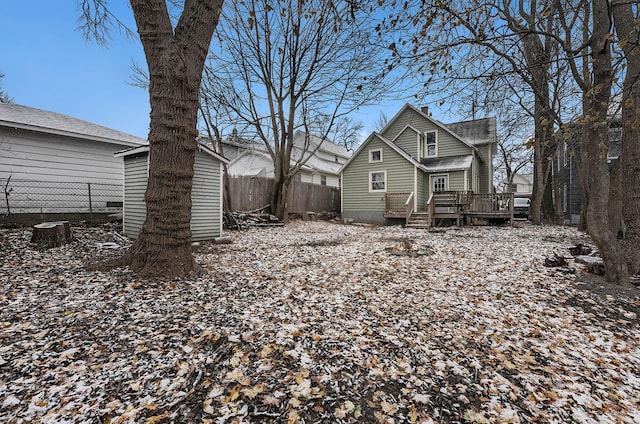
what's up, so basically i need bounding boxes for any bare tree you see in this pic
[386,0,581,224]
[80,0,224,278]
[612,0,640,277]
[207,0,392,220]
[0,72,12,103]
[373,111,389,132]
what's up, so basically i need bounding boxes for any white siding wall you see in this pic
[1,128,127,183]
[0,127,133,214]
[123,150,224,241]
[191,153,223,240]
[228,154,273,177]
[301,172,340,188]
[122,154,148,238]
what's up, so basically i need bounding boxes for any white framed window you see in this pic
[563,142,568,166]
[422,130,437,158]
[369,170,386,192]
[369,149,383,163]
[321,175,327,186]
[430,174,449,192]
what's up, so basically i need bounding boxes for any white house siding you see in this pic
[342,136,414,224]
[122,149,224,241]
[0,128,131,214]
[228,153,273,177]
[1,128,126,182]
[301,172,340,188]
[191,153,223,241]
[122,154,148,238]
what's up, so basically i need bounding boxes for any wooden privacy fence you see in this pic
[227,176,341,214]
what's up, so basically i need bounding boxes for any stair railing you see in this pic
[405,192,414,220]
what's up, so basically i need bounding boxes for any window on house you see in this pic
[369,171,386,192]
[369,149,382,163]
[563,142,568,166]
[422,131,437,158]
[321,175,327,186]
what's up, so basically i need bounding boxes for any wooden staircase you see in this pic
[405,212,431,228]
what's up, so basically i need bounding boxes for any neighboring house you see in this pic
[220,130,350,188]
[340,104,498,225]
[552,122,621,226]
[0,103,146,220]
[116,143,229,241]
[499,173,533,194]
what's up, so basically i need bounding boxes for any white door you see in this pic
[431,175,448,192]
[431,175,450,212]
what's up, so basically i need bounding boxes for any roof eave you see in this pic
[1,121,146,147]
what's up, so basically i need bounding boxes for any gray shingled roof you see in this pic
[445,117,496,146]
[420,155,473,172]
[0,103,146,147]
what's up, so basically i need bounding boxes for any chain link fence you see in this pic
[1,178,123,218]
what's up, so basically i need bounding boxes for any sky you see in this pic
[0,2,438,142]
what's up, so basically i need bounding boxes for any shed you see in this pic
[116,143,229,241]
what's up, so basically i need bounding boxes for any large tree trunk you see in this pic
[580,0,629,284]
[518,28,555,225]
[529,105,555,225]
[613,2,640,276]
[271,173,291,223]
[118,0,223,279]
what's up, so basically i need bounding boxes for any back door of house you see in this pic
[430,175,450,213]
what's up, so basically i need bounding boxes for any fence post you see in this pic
[88,183,93,223]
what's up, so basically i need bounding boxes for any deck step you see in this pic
[406,212,432,229]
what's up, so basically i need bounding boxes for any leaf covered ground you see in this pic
[1,221,639,423]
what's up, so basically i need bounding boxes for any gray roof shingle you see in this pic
[0,103,146,146]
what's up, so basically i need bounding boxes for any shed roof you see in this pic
[115,143,229,164]
[0,103,146,147]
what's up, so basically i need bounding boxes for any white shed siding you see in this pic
[122,149,224,241]
[1,128,128,183]
[122,154,148,238]
[191,153,223,240]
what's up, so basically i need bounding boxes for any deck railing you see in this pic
[467,192,513,214]
[385,192,412,216]
[405,192,414,220]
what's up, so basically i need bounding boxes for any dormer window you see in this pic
[369,148,383,163]
[422,131,437,158]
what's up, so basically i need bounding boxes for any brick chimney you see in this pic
[421,106,429,116]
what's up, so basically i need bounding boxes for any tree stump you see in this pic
[31,221,72,248]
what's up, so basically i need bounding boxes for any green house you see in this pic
[340,104,498,225]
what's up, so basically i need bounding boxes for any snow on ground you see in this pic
[1,221,639,423]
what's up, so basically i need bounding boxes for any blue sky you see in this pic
[0,2,437,141]
[1,2,149,138]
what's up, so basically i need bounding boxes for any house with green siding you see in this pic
[340,104,497,225]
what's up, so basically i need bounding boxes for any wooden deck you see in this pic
[384,191,514,227]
